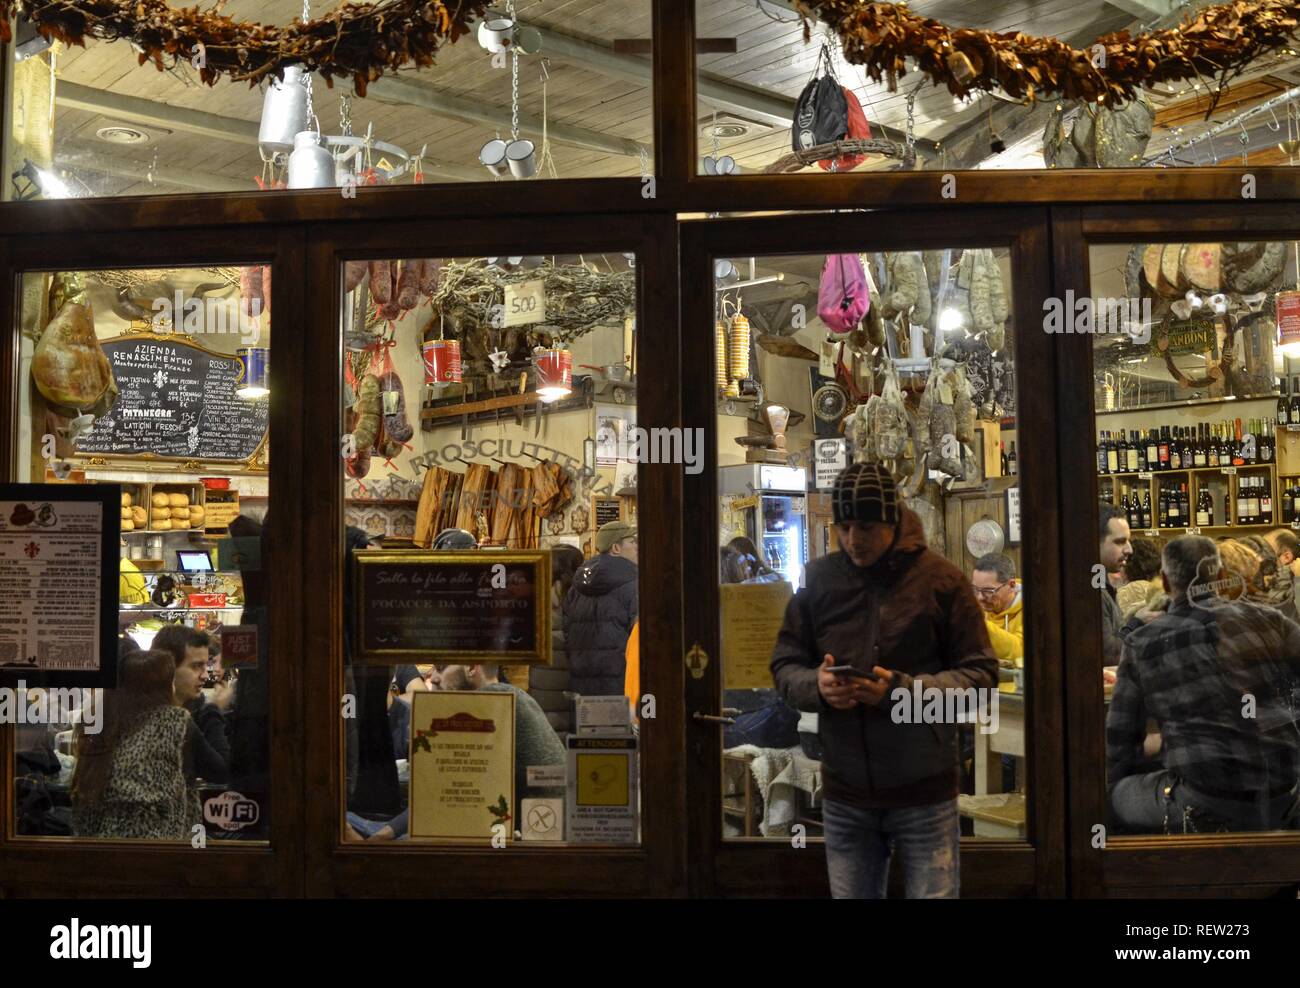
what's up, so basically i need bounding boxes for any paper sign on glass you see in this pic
[721,581,793,689]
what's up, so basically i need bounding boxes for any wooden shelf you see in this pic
[346,498,418,508]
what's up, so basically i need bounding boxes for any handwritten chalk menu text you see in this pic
[354,550,550,665]
[77,336,268,462]
[0,484,120,685]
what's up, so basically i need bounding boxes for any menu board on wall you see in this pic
[409,690,515,841]
[76,335,268,463]
[721,581,794,689]
[354,550,551,665]
[0,483,119,687]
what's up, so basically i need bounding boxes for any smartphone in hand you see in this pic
[827,664,879,680]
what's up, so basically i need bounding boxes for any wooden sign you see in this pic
[203,493,241,531]
[77,334,269,466]
[354,550,550,664]
[503,279,546,327]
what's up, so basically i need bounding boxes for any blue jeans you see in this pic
[821,797,961,899]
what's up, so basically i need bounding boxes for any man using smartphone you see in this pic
[770,462,996,898]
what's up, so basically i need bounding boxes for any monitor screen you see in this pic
[177,550,214,572]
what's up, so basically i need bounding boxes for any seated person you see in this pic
[461,662,567,814]
[971,553,1023,666]
[71,648,200,840]
[1107,535,1300,833]
[153,623,232,784]
[387,665,430,759]
[1116,538,1163,621]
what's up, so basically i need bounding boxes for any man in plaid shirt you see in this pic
[1107,535,1300,833]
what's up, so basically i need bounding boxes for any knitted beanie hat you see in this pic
[831,462,900,526]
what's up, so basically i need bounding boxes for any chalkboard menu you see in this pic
[77,335,268,463]
[354,550,551,665]
[592,496,622,528]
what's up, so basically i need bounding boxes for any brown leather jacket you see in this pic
[770,506,997,806]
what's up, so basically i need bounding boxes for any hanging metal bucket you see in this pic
[480,138,510,176]
[286,131,335,189]
[258,65,310,155]
[506,139,537,178]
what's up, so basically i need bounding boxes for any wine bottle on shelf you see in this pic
[1279,383,1290,429]
[1261,478,1274,525]
[1124,432,1137,472]
[1002,442,1010,476]
[1170,429,1183,470]
[1232,419,1245,466]
[1179,482,1190,526]
[1249,477,1262,525]
[1284,481,1295,524]
[1159,426,1171,470]
[1135,431,1148,472]
[1143,430,1157,471]
[1195,423,1208,467]
[1236,478,1250,525]
[1107,431,1120,474]
[1008,441,1018,476]
[1158,487,1170,527]
[1291,386,1300,425]
[1219,425,1231,467]
[1141,489,1152,529]
[1206,424,1219,467]
[1196,487,1213,528]
[1095,434,1105,474]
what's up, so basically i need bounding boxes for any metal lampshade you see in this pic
[286,131,335,189]
[258,66,310,155]
[534,347,572,403]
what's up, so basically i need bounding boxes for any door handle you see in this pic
[693,711,737,726]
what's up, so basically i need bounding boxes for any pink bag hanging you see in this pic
[818,253,869,333]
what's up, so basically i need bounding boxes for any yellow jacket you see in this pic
[984,592,1024,666]
[119,557,149,605]
[624,621,639,716]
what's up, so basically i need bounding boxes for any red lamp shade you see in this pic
[534,347,572,403]
[422,339,462,384]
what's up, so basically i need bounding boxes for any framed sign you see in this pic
[354,550,550,664]
[409,689,515,842]
[76,334,269,468]
[812,438,847,490]
[0,482,120,687]
[1005,486,1022,546]
[592,495,622,530]
[721,581,793,689]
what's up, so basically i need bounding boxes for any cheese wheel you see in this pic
[152,493,169,508]
[132,506,147,526]
[1142,245,1163,293]
[154,519,172,531]
[1182,243,1221,292]
[168,493,189,508]
[151,507,171,522]
[1160,244,1186,294]
[121,492,132,508]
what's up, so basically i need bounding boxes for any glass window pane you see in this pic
[339,254,643,846]
[715,247,1027,852]
[9,1,651,200]
[1092,240,1300,836]
[10,265,272,842]
[696,0,1292,175]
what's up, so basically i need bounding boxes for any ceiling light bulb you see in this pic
[938,307,964,332]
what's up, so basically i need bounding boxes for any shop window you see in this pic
[339,254,642,846]
[1091,240,1300,837]
[5,1,652,200]
[8,265,273,843]
[713,248,1027,846]
[696,0,1294,176]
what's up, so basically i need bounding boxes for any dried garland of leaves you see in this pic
[428,260,636,343]
[0,0,489,94]
[801,0,1300,106]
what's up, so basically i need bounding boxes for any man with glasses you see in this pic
[971,554,1023,667]
[564,520,639,698]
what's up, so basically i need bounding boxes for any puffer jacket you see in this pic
[529,598,573,732]
[563,552,639,697]
[769,506,996,807]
